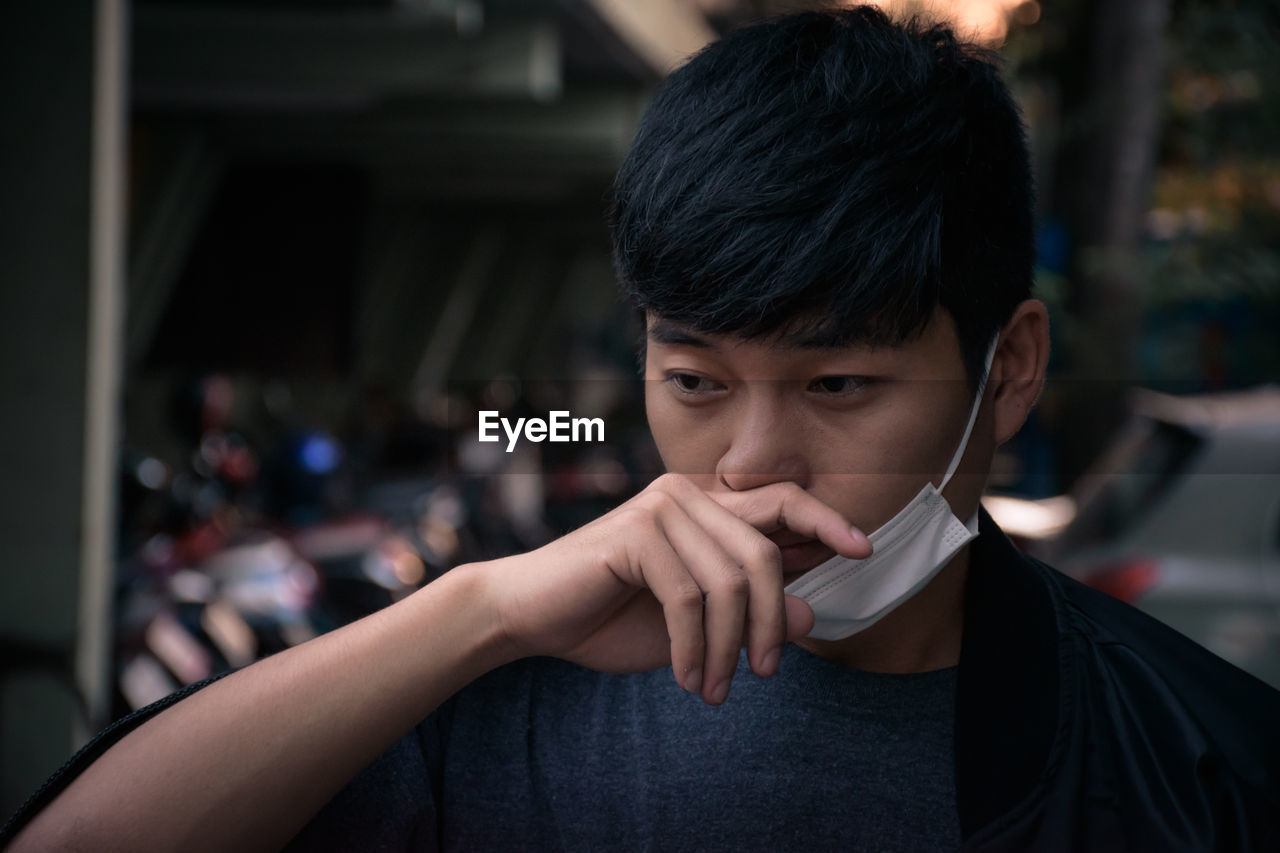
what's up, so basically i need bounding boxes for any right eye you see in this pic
[665,372,725,397]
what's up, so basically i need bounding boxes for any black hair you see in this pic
[608,5,1035,387]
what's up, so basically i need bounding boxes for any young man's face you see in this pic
[643,306,991,581]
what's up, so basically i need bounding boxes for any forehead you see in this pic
[643,310,968,381]
[645,316,874,352]
[643,311,924,355]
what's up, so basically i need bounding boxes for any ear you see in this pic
[991,299,1050,446]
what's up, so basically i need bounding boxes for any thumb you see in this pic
[783,594,815,642]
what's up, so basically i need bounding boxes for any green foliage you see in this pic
[1011,0,1280,386]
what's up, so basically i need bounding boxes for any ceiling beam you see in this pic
[132,5,562,107]
[577,0,718,76]
[155,90,649,199]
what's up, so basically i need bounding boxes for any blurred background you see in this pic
[2,0,1278,817]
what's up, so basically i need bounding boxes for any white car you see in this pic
[985,385,1280,689]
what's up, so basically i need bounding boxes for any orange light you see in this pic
[848,0,1038,45]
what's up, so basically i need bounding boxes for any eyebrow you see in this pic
[646,319,717,349]
[647,318,864,352]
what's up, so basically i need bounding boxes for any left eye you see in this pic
[809,376,867,396]
[665,372,724,396]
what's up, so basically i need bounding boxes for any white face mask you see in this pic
[783,338,998,641]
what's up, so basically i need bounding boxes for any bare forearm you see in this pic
[11,475,872,850]
[10,563,513,852]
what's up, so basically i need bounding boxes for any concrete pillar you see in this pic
[0,0,126,815]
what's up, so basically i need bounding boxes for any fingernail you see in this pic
[685,667,703,694]
[849,526,871,551]
[761,647,781,677]
[708,680,730,705]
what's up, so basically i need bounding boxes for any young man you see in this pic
[7,6,1279,851]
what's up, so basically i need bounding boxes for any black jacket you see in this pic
[4,510,1279,850]
[955,509,1280,851]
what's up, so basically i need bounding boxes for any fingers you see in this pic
[618,476,867,706]
[632,533,707,694]
[658,482,787,680]
[710,481,872,559]
[654,501,764,704]
[784,594,815,642]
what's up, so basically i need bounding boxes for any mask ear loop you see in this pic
[938,336,1000,493]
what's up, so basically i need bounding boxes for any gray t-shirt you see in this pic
[287,644,960,851]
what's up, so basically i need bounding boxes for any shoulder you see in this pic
[1047,558,1280,712]
[962,538,1280,849]
[1038,557,1280,785]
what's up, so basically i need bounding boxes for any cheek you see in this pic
[643,385,723,478]
[871,383,971,474]
[810,389,970,529]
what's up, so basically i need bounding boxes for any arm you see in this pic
[9,475,869,851]
[9,565,510,853]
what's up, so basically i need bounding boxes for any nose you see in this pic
[715,388,810,491]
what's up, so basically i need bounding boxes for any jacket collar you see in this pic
[954,507,1063,839]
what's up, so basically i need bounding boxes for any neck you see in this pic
[794,544,970,672]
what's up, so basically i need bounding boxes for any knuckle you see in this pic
[632,489,672,518]
[671,583,705,611]
[746,538,782,571]
[646,488,676,511]
[778,482,807,509]
[653,472,690,494]
[770,480,803,500]
[713,573,750,601]
[619,507,659,535]
[612,506,641,526]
